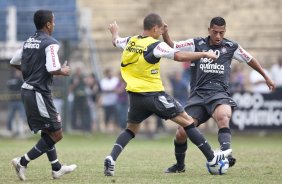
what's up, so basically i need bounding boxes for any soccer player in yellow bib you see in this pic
[104,13,232,176]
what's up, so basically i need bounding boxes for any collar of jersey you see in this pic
[205,36,226,48]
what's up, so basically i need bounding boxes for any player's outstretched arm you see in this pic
[174,51,218,62]
[108,21,120,47]
[154,42,217,62]
[247,58,276,91]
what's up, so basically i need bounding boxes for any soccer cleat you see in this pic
[11,157,27,181]
[207,149,232,166]
[227,155,236,167]
[164,164,185,173]
[52,164,77,179]
[104,156,115,176]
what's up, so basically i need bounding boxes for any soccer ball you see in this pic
[206,158,229,175]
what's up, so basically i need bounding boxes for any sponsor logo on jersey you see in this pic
[50,45,56,67]
[175,41,194,48]
[125,41,144,54]
[23,42,40,49]
[199,49,224,74]
[151,69,158,74]
[26,37,41,43]
[199,62,224,74]
[23,37,41,49]
[117,39,127,45]
[156,45,169,53]
[239,47,251,60]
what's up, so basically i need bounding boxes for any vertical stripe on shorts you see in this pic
[35,92,50,118]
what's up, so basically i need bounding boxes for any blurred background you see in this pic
[0,0,281,138]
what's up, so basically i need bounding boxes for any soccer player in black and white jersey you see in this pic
[104,13,232,177]
[10,10,77,181]
[163,16,276,173]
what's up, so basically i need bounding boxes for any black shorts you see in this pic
[128,92,184,123]
[21,89,62,133]
[184,92,237,125]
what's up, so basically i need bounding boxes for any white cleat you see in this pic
[104,156,115,176]
[208,149,232,166]
[11,157,27,181]
[52,164,77,179]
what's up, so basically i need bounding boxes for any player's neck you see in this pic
[142,30,157,39]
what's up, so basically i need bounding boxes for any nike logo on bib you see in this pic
[121,62,136,67]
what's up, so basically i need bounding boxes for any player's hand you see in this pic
[163,23,168,35]
[265,78,276,92]
[108,21,119,34]
[204,52,218,61]
[61,60,70,76]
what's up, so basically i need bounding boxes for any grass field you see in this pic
[1,132,281,184]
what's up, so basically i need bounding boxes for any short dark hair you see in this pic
[210,17,226,27]
[33,9,53,30]
[143,13,163,30]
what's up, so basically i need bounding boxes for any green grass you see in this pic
[1,132,281,184]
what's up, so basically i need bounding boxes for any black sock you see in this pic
[174,139,187,167]
[110,129,135,161]
[20,133,55,166]
[47,146,62,171]
[20,155,29,167]
[183,123,214,161]
[41,132,62,171]
[218,128,231,151]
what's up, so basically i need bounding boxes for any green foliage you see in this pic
[1,132,281,184]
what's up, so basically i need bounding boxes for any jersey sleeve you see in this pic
[233,45,253,63]
[173,38,195,52]
[115,37,130,49]
[153,42,176,60]
[10,48,23,65]
[45,44,61,72]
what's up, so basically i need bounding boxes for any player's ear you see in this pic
[152,25,157,32]
[46,22,51,29]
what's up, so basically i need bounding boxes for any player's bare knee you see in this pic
[54,135,63,143]
[127,123,140,135]
[175,126,187,141]
[216,113,231,127]
[50,130,63,142]
[58,133,63,141]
